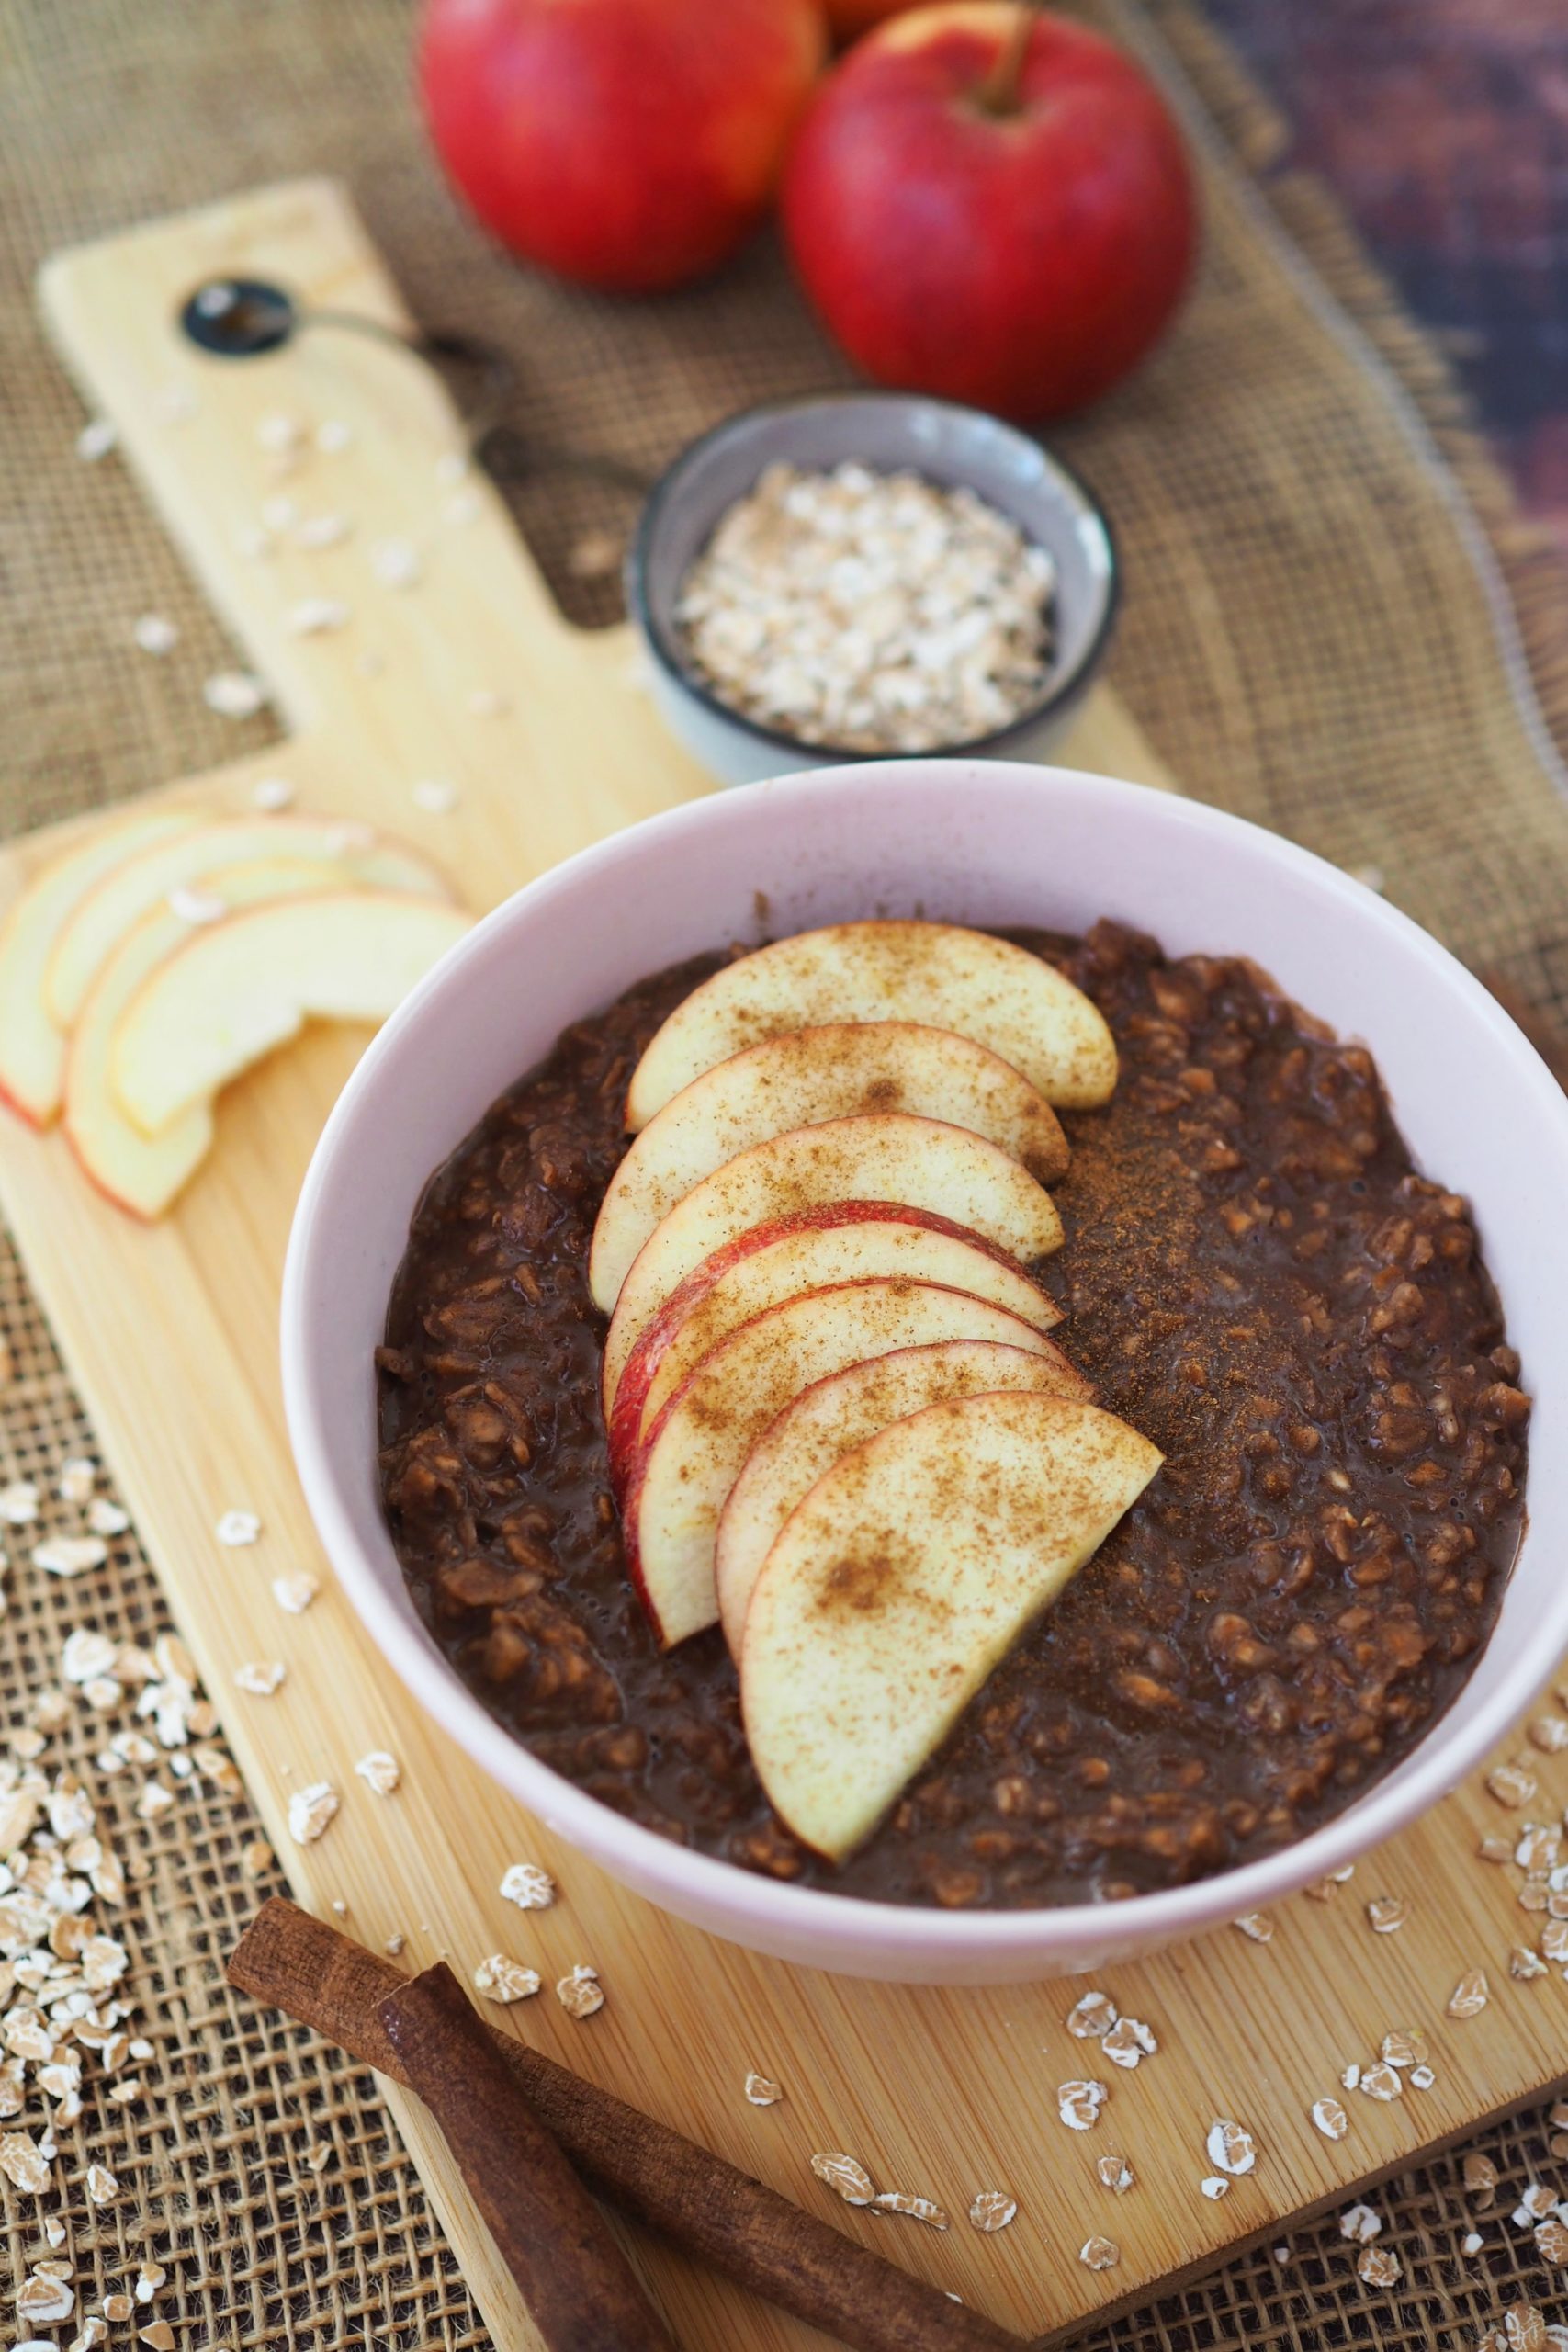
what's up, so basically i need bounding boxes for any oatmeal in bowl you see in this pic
[283,763,1568,1982]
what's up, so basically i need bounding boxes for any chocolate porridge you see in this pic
[376,922,1529,1909]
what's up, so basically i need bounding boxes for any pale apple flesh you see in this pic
[63,859,342,1219]
[47,813,449,1032]
[0,808,203,1127]
[590,1018,1067,1311]
[625,920,1117,1126]
[714,1336,1090,1658]
[606,1114,1064,1399]
[606,1206,1062,1467]
[108,893,474,1136]
[620,1275,1066,1649]
[742,1391,1163,1861]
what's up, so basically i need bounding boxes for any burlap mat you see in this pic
[3,2,1568,2345]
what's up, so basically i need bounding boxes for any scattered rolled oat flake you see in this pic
[472,1953,540,2005]
[412,777,458,814]
[32,1537,107,1579]
[1359,2062,1403,2102]
[296,513,352,549]
[131,614,178,657]
[1303,1862,1357,1900]
[134,1779,174,1822]
[1057,2080,1109,2132]
[556,1963,604,2019]
[1518,1823,1561,1871]
[273,1573,319,1615]
[86,1498,130,1537]
[1078,2236,1120,2271]
[1339,2203,1382,2244]
[76,418,117,462]
[1066,1990,1117,2039]
[370,537,422,589]
[969,2189,1017,2231]
[16,2273,73,2324]
[1489,1762,1540,1810]
[202,670,267,718]
[1530,1717,1568,1753]
[1205,2118,1257,2177]
[874,2190,949,2228]
[567,529,621,580]
[1448,1968,1490,2018]
[744,2073,783,2107]
[1311,2097,1348,2142]
[167,884,227,925]
[1463,2154,1499,2198]
[1410,2064,1436,2090]
[1461,2230,1484,2256]
[85,2163,118,2206]
[1538,2217,1568,2268]
[1516,2183,1558,2225]
[287,596,351,637]
[1357,2245,1401,2288]
[0,1480,39,1524]
[1479,1835,1515,1862]
[234,1660,286,1696]
[1200,2176,1230,2201]
[215,1510,260,1547]
[1095,2155,1134,2194]
[139,2324,175,2352]
[104,2294,134,2322]
[811,2153,874,2206]
[252,775,296,810]
[1365,1894,1408,1933]
[0,2132,51,2193]
[384,1932,405,1956]
[499,1861,555,1911]
[1101,2015,1156,2069]
[1511,1945,1549,1980]
[287,1781,339,1844]
[1233,1910,1274,1943]
[354,1750,400,1797]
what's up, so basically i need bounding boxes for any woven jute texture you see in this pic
[4,1,1568,2346]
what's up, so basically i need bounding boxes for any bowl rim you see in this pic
[283,763,1568,1964]
[626,390,1121,765]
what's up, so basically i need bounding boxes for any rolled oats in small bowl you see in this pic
[628,394,1116,786]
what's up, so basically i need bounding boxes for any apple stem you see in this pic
[976,1,1041,117]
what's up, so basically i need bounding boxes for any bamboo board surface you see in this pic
[2,178,1563,2352]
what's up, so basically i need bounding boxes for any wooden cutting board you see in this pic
[5,177,1563,2352]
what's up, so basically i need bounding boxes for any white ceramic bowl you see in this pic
[283,762,1568,1984]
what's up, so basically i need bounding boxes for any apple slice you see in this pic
[626,920,1117,1126]
[0,808,204,1127]
[46,813,449,1032]
[63,858,342,1219]
[743,1391,1162,1861]
[108,892,473,1136]
[621,1275,1065,1648]
[607,1114,1063,1400]
[715,1337,1090,1658]
[606,1206,1061,1467]
[590,1020,1067,1311]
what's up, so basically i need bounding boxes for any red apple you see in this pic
[417,0,827,293]
[782,2,1197,419]
[827,0,925,39]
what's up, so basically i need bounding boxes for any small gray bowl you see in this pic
[627,391,1119,788]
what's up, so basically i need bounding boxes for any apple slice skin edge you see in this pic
[604,1198,1064,1464]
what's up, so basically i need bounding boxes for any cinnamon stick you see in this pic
[230,1900,1027,2352]
[378,1962,673,2352]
